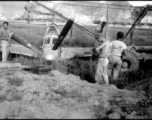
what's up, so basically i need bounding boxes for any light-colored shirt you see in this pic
[111,40,127,56]
[0,28,13,41]
[96,41,112,58]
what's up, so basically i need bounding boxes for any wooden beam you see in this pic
[0,62,21,68]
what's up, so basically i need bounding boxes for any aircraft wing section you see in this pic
[60,47,93,59]
[42,46,93,61]
[0,44,93,60]
[9,44,39,57]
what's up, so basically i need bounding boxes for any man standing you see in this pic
[108,32,127,81]
[93,33,112,85]
[94,21,107,48]
[95,21,107,36]
[0,22,13,62]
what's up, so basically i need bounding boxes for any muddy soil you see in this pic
[0,68,151,119]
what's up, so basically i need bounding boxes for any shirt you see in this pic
[0,28,12,41]
[111,40,127,56]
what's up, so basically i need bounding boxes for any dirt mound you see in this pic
[0,68,148,119]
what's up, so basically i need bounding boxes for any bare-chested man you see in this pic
[93,33,112,85]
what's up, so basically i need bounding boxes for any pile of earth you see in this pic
[0,67,151,119]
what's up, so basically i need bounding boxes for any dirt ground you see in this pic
[0,67,151,119]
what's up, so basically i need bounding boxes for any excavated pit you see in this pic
[0,54,152,119]
[0,67,151,119]
[22,65,52,74]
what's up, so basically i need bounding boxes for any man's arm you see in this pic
[92,42,106,54]
[121,43,127,56]
[8,29,13,40]
[123,43,127,50]
[96,42,106,52]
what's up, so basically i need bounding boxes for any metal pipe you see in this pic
[105,4,109,39]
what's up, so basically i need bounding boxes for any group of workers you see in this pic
[93,21,127,85]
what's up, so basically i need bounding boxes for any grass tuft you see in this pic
[8,77,24,87]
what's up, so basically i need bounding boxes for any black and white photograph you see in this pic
[0,0,152,119]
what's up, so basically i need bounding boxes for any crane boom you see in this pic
[122,5,152,41]
[30,1,98,41]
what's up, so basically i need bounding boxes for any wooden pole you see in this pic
[130,7,133,45]
[52,14,55,22]
[105,5,109,39]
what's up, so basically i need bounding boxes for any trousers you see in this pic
[108,55,122,81]
[95,58,109,85]
[1,40,10,62]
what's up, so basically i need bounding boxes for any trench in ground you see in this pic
[3,53,152,89]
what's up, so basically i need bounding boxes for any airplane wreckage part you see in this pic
[10,33,52,73]
[41,23,60,61]
[11,33,43,55]
[52,19,74,50]
[31,1,99,42]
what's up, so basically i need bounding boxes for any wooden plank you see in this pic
[0,62,22,68]
[22,65,52,74]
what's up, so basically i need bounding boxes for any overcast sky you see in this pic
[128,1,152,6]
[98,1,152,6]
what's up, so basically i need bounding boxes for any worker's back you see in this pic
[111,40,127,56]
